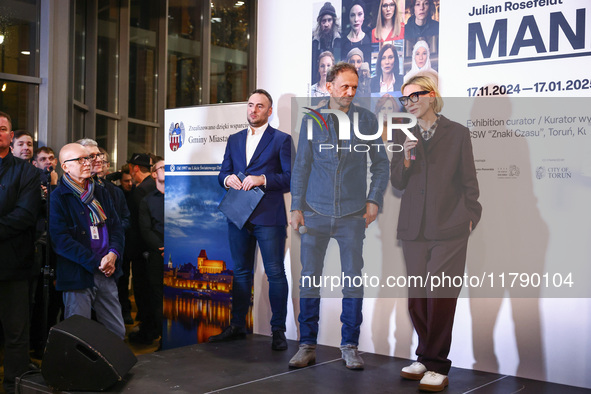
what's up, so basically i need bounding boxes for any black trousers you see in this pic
[117,257,132,315]
[0,280,30,394]
[402,233,469,375]
[131,255,149,322]
[137,251,163,338]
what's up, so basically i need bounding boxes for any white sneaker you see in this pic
[400,361,427,380]
[419,371,449,392]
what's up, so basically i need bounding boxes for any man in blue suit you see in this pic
[209,89,292,351]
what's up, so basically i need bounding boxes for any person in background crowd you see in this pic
[0,111,41,394]
[127,153,157,343]
[32,147,59,187]
[77,139,132,327]
[77,139,130,231]
[120,164,135,193]
[11,130,34,161]
[98,147,110,177]
[117,163,135,324]
[29,146,61,358]
[50,143,125,339]
[136,157,165,345]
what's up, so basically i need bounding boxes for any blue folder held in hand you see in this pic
[218,172,265,230]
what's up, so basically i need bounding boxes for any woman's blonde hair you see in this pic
[376,0,402,39]
[401,74,443,113]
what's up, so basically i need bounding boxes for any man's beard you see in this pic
[319,27,334,49]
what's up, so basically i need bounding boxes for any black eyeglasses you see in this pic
[88,153,105,161]
[398,90,431,106]
[64,156,91,164]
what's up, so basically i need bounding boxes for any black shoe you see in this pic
[128,330,154,345]
[208,326,246,342]
[272,330,288,351]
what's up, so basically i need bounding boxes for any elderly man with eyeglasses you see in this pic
[77,139,131,233]
[49,143,126,339]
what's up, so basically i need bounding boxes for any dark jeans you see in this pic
[228,222,288,332]
[0,280,30,394]
[298,211,366,346]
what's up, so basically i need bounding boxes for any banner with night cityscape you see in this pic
[163,103,252,350]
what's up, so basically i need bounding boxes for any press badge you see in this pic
[90,226,100,240]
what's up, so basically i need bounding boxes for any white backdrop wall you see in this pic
[254,0,591,389]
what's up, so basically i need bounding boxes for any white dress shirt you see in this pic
[246,123,268,165]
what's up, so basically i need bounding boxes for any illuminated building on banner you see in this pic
[197,249,226,274]
[163,251,233,296]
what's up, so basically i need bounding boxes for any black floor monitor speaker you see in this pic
[41,315,137,391]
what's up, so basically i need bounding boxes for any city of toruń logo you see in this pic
[169,122,185,151]
[536,166,572,180]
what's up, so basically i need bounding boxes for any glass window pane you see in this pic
[74,0,87,103]
[73,107,85,142]
[167,0,202,108]
[97,0,120,113]
[0,0,39,78]
[129,0,159,122]
[210,0,251,103]
[0,79,38,137]
[127,122,155,157]
[96,114,118,169]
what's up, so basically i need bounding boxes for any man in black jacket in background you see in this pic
[0,111,41,394]
[126,153,156,344]
[136,157,165,345]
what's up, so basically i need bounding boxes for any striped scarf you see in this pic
[62,173,107,225]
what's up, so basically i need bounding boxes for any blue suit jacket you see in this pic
[218,126,292,226]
